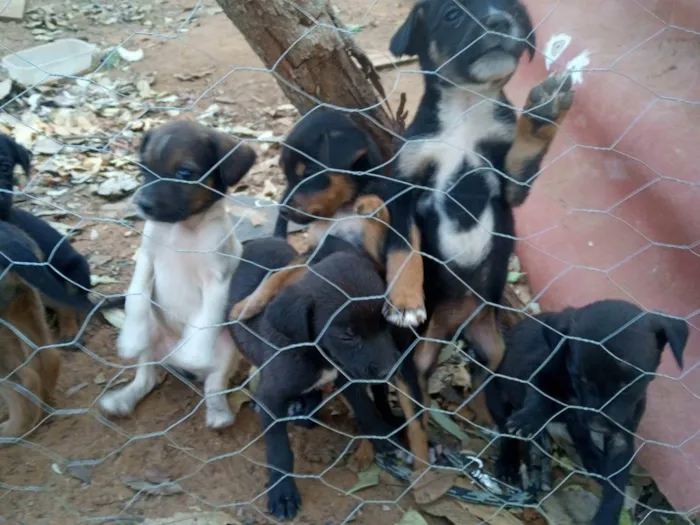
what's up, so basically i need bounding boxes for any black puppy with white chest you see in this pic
[387,0,575,380]
[485,299,688,525]
[227,236,405,520]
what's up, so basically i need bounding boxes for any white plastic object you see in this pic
[1,38,97,87]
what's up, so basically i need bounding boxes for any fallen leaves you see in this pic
[122,469,184,496]
[396,509,429,525]
[116,46,144,63]
[429,402,469,442]
[411,469,458,505]
[348,463,381,494]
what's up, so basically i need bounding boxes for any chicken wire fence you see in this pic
[0,0,698,524]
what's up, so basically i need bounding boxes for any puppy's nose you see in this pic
[484,12,512,34]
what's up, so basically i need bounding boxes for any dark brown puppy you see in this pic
[385,0,575,381]
[0,133,121,345]
[0,220,107,437]
[228,236,413,520]
[485,299,688,525]
[231,197,433,473]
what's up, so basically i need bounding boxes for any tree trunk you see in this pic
[215,0,397,159]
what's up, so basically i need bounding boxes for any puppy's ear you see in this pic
[211,133,257,188]
[11,140,32,175]
[318,128,377,174]
[514,3,536,61]
[651,314,689,369]
[541,308,574,351]
[264,285,315,344]
[389,2,426,57]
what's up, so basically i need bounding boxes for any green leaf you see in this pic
[348,463,381,494]
[347,24,365,33]
[507,271,525,283]
[618,509,633,525]
[396,509,429,525]
[429,402,469,442]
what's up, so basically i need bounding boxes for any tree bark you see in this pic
[215,0,397,159]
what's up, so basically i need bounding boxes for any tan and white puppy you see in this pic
[99,120,255,428]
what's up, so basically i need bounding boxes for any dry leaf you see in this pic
[121,475,183,496]
[429,402,469,441]
[348,463,381,494]
[228,390,253,417]
[66,465,92,485]
[450,364,471,388]
[458,502,523,525]
[421,498,479,525]
[117,46,144,62]
[102,308,125,328]
[0,78,11,100]
[396,509,429,525]
[411,469,458,505]
[91,274,120,286]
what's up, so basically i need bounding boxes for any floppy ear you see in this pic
[264,285,315,344]
[651,314,689,369]
[541,308,574,351]
[318,128,377,174]
[211,133,257,188]
[11,140,32,175]
[514,3,536,61]
[389,2,427,57]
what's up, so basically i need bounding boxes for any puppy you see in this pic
[0,220,104,437]
[228,236,416,520]
[385,0,575,380]
[0,132,122,345]
[485,299,688,525]
[98,120,255,429]
[232,198,433,472]
[272,107,426,328]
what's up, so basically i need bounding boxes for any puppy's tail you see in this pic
[0,224,97,312]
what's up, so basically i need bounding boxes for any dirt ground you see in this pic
[0,1,456,524]
[0,1,677,524]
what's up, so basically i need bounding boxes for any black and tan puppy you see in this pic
[0,221,106,437]
[485,299,688,525]
[228,236,415,520]
[385,0,575,380]
[272,107,427,328]
[0,132,121,345]
[99,120,255,428]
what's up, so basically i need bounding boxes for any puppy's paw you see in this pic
[206,406,236,429]
[267,478,301,520]
[230,298,258,321]
[99,390,137,417]
[383,302,427,328]
[525,72,575,137]
[354,194,390,223]
[506,409,542,438]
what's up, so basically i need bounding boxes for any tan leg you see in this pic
[230,263,308,321]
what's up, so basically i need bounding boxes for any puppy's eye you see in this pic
[175,168,193,179]
[444,8,461,22]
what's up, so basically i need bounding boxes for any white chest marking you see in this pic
[398,88,513,269]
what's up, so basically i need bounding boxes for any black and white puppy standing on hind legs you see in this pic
[385,0,575,382]
[99,120,256,428]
